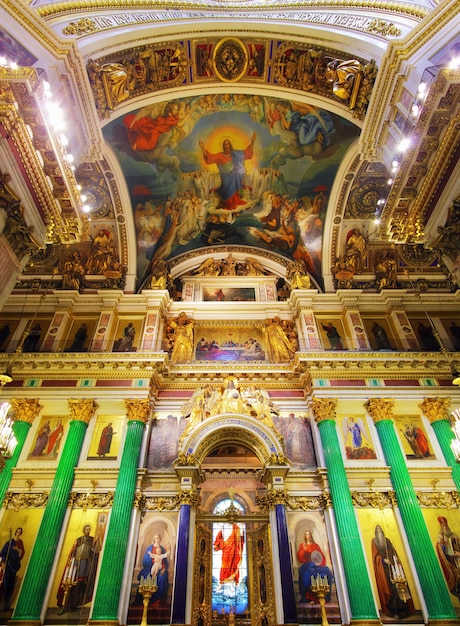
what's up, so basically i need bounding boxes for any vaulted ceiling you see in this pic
[0,0,458,300]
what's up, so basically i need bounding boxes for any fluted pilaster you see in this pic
[366,398,456,620]
[420,398,460,492]
[0,399,41,504]
[311,398,378,622]
[90,399,150,623]
[12,399,96,621]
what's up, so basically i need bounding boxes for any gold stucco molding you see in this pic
[416,490,460,509]
[351,490,396,508]
[69,491,114,508]
[257,489,327,511]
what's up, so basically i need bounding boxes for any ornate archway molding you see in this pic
[176,413,287,479]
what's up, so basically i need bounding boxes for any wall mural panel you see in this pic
[358,508,420,622]
[103,94,360,289]
[47,510,108,622]
[127,512,177,625]
[394,415,435,460]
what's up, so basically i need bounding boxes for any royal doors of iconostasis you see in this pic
[191,503,275,626]
[177,410,285,626]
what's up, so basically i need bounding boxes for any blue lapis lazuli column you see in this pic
[171,503,191,624]
[275,503,297,623]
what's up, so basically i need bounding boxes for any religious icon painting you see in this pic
[341,416,377,460]
[63,318,97,353]
[0,318,20,353]
[126,512,177,625]
[423,508,460,606]
[146,413,186,470]
[317,318,348,350]
[28,416,65,460]
[112,318,143,353]
[288,511,339,622]
[273,413,317,468]
[87,415,124,460]
[357,508,420,622]
[46,510,108,622]
[394,415,435,460]
[0,508,41,616]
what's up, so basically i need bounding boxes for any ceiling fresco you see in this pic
[103,93,360,289]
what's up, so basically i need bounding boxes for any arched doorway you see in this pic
[186,431,278,626]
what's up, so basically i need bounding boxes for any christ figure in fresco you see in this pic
[199,133,256,211]
[213,523,244,585]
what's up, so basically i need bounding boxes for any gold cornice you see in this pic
[34,0,428,21]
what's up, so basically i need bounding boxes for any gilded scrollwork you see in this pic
[3,492,49,511]
[366,19,401,38]
[144,495,181,511]
[256,490,325,512]
[351,491,395,509]
[62,18,98,36]
[68,491,114,509]
[416,491,460,508]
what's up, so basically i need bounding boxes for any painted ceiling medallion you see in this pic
[213,38,248,82]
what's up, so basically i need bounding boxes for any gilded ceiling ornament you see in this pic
[419,397,450,423]
[346,179,387,219]
[62,18,98,36]
[311,398,337,422]
[68,399,97,424]
[125,399,151,423]
[212,38,248,82]
[10,398,42,425]
[365,398,394,423]
[400,243,438,267]
[366,19,401,37]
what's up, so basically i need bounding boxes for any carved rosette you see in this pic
[125,399,151,423]
[68,399,97,424]
[311,398,337,423]
[419,397,451,423]
[365,398,394,423]
[11,398,42,424]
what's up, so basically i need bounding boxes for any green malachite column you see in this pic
[0,399,41,505]
[366,398,457,621]
[90,399,150,625]
[420,398,460,491]
[12,399,96,623]
[311,399,379,622]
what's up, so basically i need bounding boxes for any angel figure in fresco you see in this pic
[199,132,256,211]
[343,417,376,460]
[124,101,180,151]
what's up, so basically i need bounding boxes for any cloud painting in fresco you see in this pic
[103,94,360,288]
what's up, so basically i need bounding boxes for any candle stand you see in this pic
[138,576,158,626]
[57,577,78,615]
[310,574,330,626]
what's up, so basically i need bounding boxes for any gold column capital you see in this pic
[68,399,97,424]
[419,397,451,423]
[311,398,337,423]
[125,399,151,423]
[365,398,394,423]
[10,398,43,424]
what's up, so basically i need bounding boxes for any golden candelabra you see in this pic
[390,556,409,601]
[310,574,330,626]
[138,575,158,626]
[58,576,78,615]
